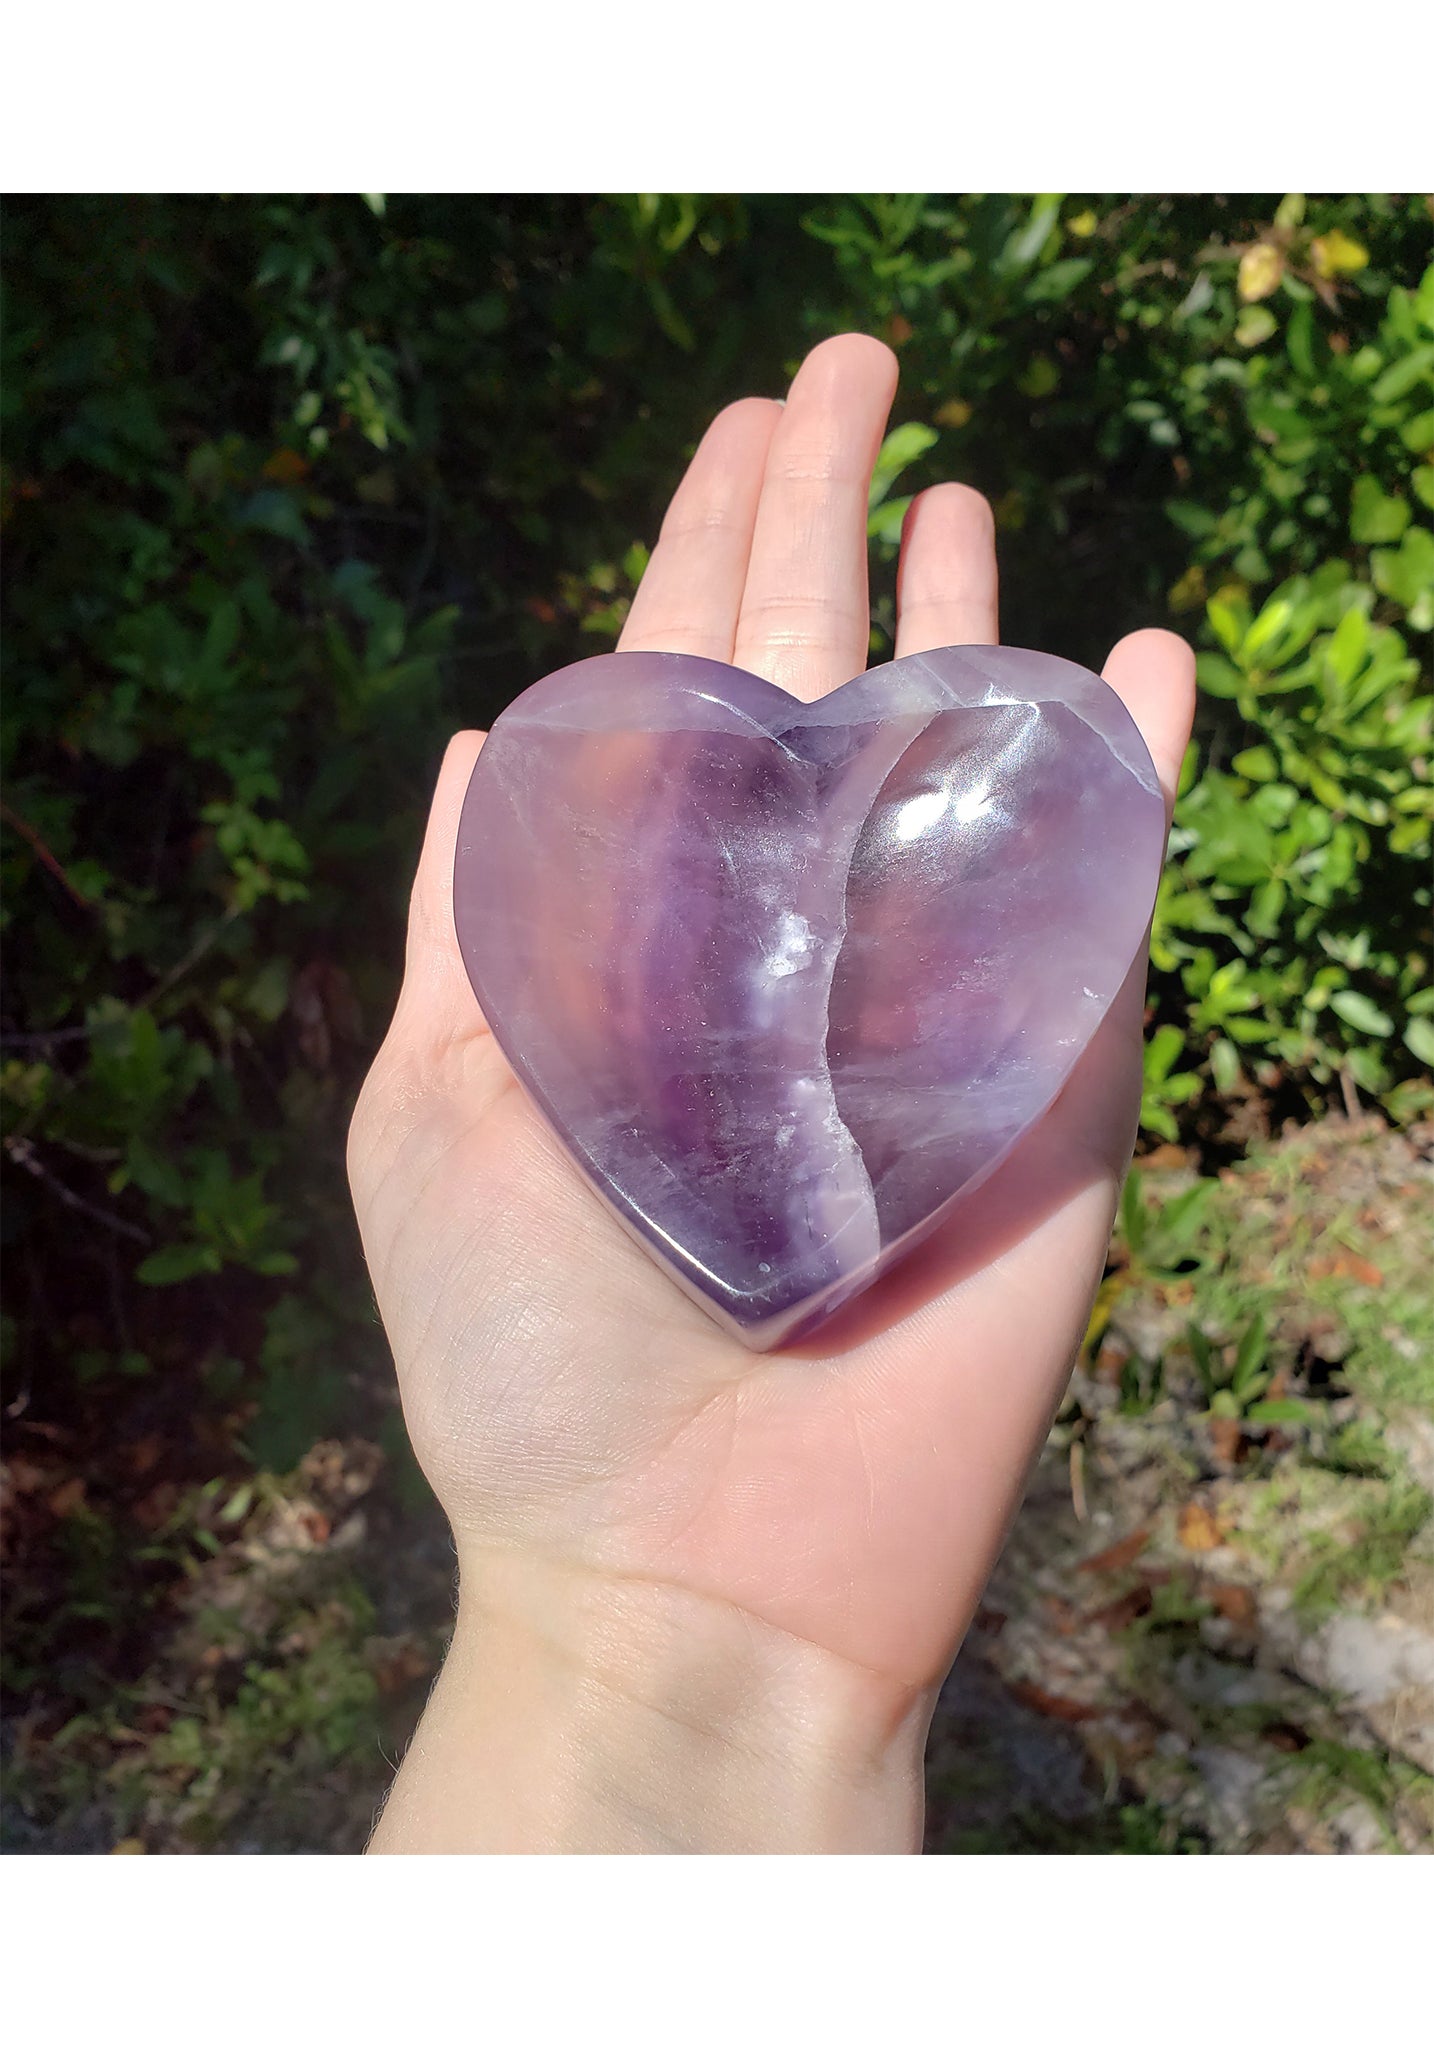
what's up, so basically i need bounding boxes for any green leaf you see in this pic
[1325,603,1369,688]
[1350,474,1411,544]
[251,1250,300,1276]
[1246,1399,1316,1426]
[1370,343,1434,404]
[1372,526,1434,614]
[1329,989,1395,1037]
[1206,599,1243,656]
[1235,305,1277,349]
[1234,1313,1265,1375]
[1210,1037,1242,1094]
[1187,1324,1217,1401]
[1285,299,1317,378]
[125,1137,189,1209]
[1233,1313,1268,1392]
[1017,355,1060,399]
[1404,1016,1434,1066]
[218,1483,254,1525]
[1144,1023,1186,1082]
[868,423,938,509]
[1242,597,1294,659]
[1232,745,1278,781]
[1152,1180,1215,1251]
[999,195,1062,274]
[1194,652,1244,700]
[867,494,912,545]
[137,1242,222,1286]
[1026,257,1093,303]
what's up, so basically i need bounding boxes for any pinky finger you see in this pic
[1101,628,1196,825]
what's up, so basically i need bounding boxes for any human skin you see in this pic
[348,333,1196,1853]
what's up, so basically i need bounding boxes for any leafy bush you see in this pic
[1154,245,1434,1120]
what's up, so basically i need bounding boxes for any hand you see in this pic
[348,334,1196,1852]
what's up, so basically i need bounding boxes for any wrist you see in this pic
[368,1549,931,1854]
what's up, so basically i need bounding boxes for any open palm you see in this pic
[348,334,1195,1711]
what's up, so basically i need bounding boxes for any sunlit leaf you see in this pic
[1309,229,1368,279]
[1235,305,1277,349]
[868,422,938,509]
[1330,989,1395,1037]
[1238,243,1284,303]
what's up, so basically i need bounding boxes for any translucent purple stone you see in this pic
[453,646,1165,1349]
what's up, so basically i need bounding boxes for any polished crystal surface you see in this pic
[453,646,1165,1349]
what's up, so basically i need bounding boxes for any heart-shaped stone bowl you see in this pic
[454,645,1165,1350]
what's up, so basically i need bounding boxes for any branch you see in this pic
[3,1136,152,1245]
[0,800,94,910]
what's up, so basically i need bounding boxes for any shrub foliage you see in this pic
[3,193,1430,1473]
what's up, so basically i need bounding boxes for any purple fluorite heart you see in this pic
[453,646,1164,1349]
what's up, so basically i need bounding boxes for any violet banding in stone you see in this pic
[453,646,1165,1349]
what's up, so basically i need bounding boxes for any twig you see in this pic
[140,902,243,1009]
[0,1025,96,1050]
[1069,1436,1088,1523]
[1339,1067,1361,1122]
[4,1136,151,1245]
[0,800,94,910]
[2,903,242,1064]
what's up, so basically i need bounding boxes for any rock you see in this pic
[1302,1613,1434,1707]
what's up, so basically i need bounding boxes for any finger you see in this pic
[349,729,496,1209]
[1100,628,1197,824]
[391,729,490,1048]
[893,483,1000,655]
[733,333,899,700]
[619,397,783,661]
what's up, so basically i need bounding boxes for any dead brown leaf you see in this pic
[1309,1251,1384,1288]
[1077,1527,1151,1575]
[1008,1681,1104,1723]
[1208,1583,1257,1629]
[1091,1587,1154,1633]
[291,960,361,1071]
[1209,1415,1244,1464]
[1263,1722,1310,1754]
[261,447,309,486]
[1178,1500,1223,1552]
[371,1637,435,1695]
[1091,1341,1130,1386]
[1140,1144,1190,1172]
[132,1481,180,1532]
[4,1458,53,1495]
[46,1476,88,1518]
